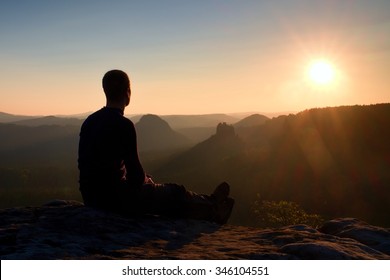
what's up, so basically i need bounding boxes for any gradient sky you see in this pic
[1,0,390,116]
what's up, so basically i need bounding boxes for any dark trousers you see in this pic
[81,183,216,221]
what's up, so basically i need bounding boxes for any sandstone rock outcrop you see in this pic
[1,200,389,259]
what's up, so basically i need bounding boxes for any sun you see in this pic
[307,60,335,85]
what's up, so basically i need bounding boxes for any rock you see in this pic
[318,218,390,256]
[0,200,389,259]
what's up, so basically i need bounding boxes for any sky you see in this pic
[1,0,390,116]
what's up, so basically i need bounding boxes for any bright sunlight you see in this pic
[307,60,335,85]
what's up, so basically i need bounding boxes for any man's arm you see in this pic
[123,120,146,187]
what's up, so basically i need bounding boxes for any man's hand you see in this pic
[145,174,155,184]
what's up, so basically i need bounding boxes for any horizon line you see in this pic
[0,110,298,119]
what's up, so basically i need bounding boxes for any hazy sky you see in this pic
[1,0,390,116]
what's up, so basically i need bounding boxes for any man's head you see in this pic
[102,70,131,107]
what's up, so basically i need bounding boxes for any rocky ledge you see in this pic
[0,200,389,259]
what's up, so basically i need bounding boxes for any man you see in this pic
[78,70,234,224]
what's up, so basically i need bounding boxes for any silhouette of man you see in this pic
[78,70,234,223]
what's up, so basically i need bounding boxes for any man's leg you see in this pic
[134,182,234,224]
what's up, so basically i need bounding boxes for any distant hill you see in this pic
[0,112,40,123]
[0,111,86,126]
[12,116,83,127]
[234,114,269,128]
[135,114,192,152]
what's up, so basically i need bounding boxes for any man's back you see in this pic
[78,107,145,198]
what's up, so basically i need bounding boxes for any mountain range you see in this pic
[153,104,390,226]
[0,111,258,127]
[0,111,270,151]
[1,104,390,228]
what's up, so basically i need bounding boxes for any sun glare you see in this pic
[307,60,335,85]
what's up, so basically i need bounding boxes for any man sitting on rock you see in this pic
[78,70,234,224]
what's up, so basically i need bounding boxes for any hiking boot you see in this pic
[214,197,235,224]
[211,182,230,203]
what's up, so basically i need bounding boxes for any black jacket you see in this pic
[78,107,146,193]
